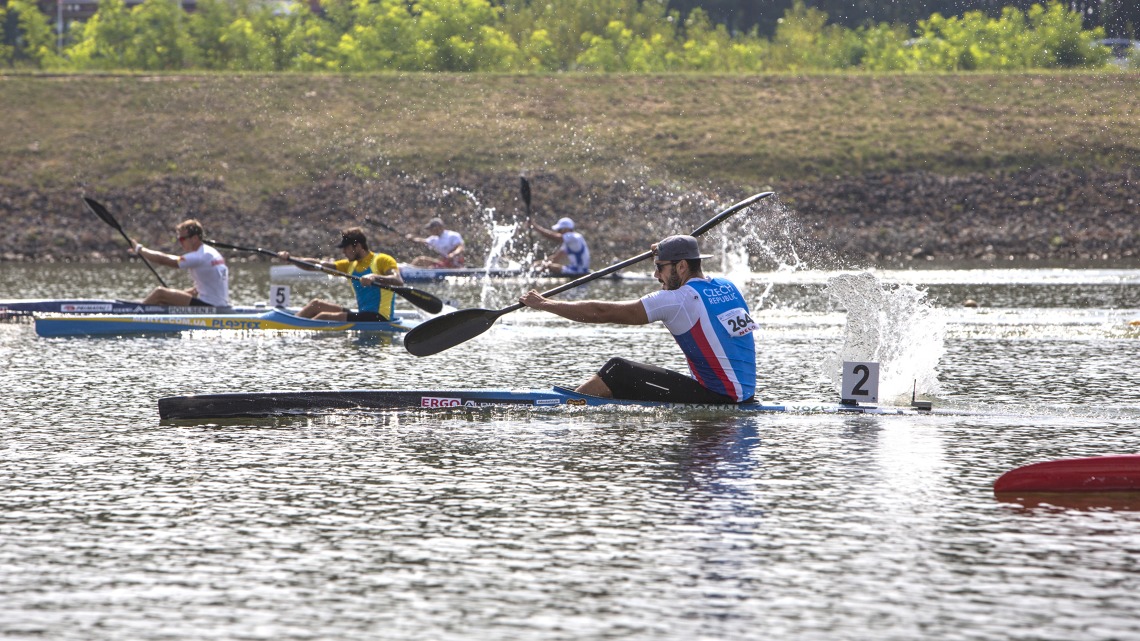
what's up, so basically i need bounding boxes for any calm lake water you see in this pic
[2,261,1139,641]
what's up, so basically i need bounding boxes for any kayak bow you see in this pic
[994,454,1140,494]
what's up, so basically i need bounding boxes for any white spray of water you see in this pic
[823,272,945,402]
[478,207,526,308]
[436,186,525,307]
[711,197,808,308]
[485,221,518,270]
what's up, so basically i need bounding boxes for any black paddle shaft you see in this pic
[403,191,774,357]
[521,176,535,252]
[83,197,168,287]
[363,217,399,235]
[204,240,443,314]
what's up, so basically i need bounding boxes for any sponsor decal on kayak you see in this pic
[419,396,560,408]
[62,304,116,312]
[125,316,213,327]
[421,396,464,408]
[208,318,265,329]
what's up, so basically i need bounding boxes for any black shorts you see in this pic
[188,297,212,307]
[596,357,740,404]
[346,311,388,322]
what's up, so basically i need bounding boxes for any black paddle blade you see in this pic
[404,308,503,356]
[83,197,122,231]
[520,176,531,210]
[393,287,444,314]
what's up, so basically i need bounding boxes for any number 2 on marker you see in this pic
[841,361,879,403]
[851,364,871,396]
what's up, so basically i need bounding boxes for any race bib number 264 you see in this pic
[716,307,758,337]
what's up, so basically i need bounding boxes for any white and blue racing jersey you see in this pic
[560,232,590,275]
[640,277,757,401]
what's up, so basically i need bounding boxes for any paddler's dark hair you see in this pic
[177,219,204,238]
[337,227,369,250]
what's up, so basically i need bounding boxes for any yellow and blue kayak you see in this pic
[35,308,420,337]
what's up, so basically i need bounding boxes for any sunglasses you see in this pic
[653,260,678,272]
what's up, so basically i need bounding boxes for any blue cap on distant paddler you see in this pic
[552,217,575,232]
[655,235,712,261]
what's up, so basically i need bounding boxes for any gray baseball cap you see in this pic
[655,235,712,261]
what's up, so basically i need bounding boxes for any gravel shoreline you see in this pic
[3,167,1137,268]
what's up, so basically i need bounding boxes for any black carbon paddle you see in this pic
[403,191,774,357]
[521,175,534,251]
[83,197,168,287]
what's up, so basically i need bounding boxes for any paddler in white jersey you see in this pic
[129,219,230,307]
[406,216,465,268]
[519,234,757,404]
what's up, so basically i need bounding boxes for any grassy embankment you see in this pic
[1,72,1138,264]
[3,72,1138,202]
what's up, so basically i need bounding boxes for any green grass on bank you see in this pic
[2,72,1138,207]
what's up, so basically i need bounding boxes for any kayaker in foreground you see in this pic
[519,234,757,403]
[129,219,230,307]
[278,227,404,321]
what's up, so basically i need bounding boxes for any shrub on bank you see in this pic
[0,0,1113,72]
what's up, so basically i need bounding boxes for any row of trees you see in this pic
[665,0,1138,39]
[1,0,1116,72]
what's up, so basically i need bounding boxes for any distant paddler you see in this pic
[278,227,404,321]
[129,218,230,307]
[519,234,757,403]
[406,217,465,268]
[530,216,590,276]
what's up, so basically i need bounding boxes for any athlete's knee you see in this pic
[598,357,632,377]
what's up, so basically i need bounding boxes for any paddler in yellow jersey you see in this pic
[278,227,404,321]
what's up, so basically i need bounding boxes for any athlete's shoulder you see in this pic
[372,252,398,270]
[642,285,695,305]
[203,243,225,260]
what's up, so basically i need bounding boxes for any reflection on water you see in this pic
[2,263,1140,641]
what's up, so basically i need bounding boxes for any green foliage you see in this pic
[769,1,859,71]
[11,0,1117,72]
[678,8,765,72]
[66,0,136,70]
[127,0,193,70]
[906,3,1109,71]
[2,0,65,68]
[187,0,275,71]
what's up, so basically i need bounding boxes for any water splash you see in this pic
[440,186,481,210]
[484,221,518,270]
[823,272,945,402]
[710,196,811,308]
[477,206,526,307]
